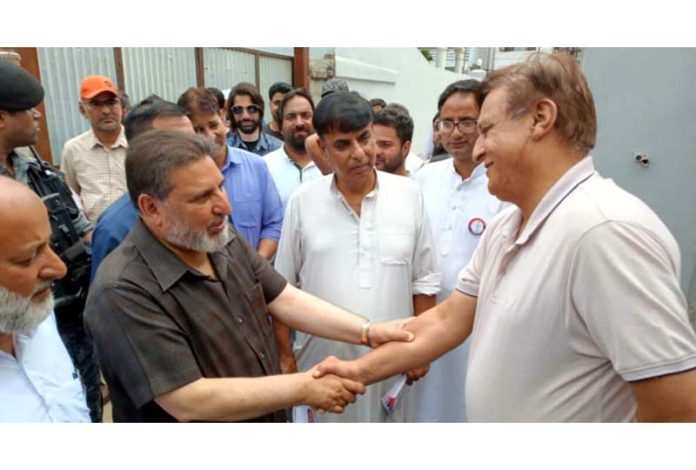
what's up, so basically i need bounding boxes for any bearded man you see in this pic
[84,129,416,422]
[0,176,90,422]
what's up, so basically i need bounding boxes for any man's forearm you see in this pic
[268,284,366,345]
[156,373,311,422]
[257,238,278,260]
[354,291,475,385]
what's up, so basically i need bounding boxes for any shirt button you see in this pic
[259,352,266,359]
[236,317,244,324]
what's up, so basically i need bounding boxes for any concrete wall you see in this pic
[330,48,473,154]
[581,48,696,319]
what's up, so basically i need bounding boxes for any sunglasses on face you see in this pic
[231,104,261,115]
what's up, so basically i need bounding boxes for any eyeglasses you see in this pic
[83,97,121,109]
[438,118,478,134]
[231,104,261,115]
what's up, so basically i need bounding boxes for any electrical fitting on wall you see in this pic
[634,153,650,167]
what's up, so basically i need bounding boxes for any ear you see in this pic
[0,110,7,130]
[137,194,164,229]
[402,140,412,157]
[316,134,327,157]
[78,102,88,118]
[530,98,557,140]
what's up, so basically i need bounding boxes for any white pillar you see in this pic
[454,48,465,74]
[435,48,447,69]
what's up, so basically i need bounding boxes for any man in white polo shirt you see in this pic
[0,176,90,422]
[264,88,322,211]
[317,52,696,422]
[406,80,507,422]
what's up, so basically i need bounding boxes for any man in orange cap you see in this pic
[60,75,128,223]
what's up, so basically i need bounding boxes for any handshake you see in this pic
[295,317,430,415]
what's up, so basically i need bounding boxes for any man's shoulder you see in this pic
[416,159,451,180]
[288,174,331,203]
[565,173,669,235]
[95,194,137,233]
[379,170,420,193]
[263,147,287,166]
[63,129,93,150]
[262,131,283,146]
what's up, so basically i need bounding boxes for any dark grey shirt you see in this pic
[84,218,288,422]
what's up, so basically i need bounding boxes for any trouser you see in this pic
[55,299,103,423]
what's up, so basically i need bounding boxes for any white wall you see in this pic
[331,48,473,154]
[581,48,696,311]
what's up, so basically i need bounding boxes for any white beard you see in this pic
[165,217,231,253]
[0,281,54,334]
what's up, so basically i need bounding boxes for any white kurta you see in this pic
[405,160,507,422]
[275,170,440,422]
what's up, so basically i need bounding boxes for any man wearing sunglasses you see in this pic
[226,82,282,157]
[60,75,128,223]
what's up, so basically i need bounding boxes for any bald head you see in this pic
[0,176,67,334]
[0,175,45,215]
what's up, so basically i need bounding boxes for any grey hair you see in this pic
[126,129,214,209]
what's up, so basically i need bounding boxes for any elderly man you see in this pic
[318,52,696,422]
[60,75,128,223]
[85,129,414,422]
[0,176,90,422]
[274,92,440,422]
[0,62,100,421]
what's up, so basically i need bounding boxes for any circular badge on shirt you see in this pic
[468,217,486,236]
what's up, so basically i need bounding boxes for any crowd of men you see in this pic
[1,51,696,423]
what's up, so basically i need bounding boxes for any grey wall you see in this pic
[581,48,696,299]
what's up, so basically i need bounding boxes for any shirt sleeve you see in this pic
[570,220,696,382]
[60,141,80,195]
[258,161,284,242]
[84,278,203,408]
[411,187,441,296]
[273,191,302,288]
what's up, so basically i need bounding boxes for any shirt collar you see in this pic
[130,218,237,292]
[282,146,317,171]
[515,156,596,245]
[228,130,272,152]
[329,168,380,198]
[447,158,486,181]
[87,126,128,150]
[220,145,244,172]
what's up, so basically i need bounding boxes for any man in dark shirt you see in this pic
[84,129,414,422]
